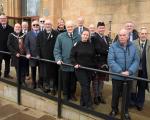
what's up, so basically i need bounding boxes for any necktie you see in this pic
[79,27,82,34]
[141,43,144,49]
[102,36,107,44]
[69,33,73,38]
[2,25,6,29]
[35,31,38,36]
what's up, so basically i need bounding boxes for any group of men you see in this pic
[0,13,150,120]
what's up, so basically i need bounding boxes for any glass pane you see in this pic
[27,0,40,16]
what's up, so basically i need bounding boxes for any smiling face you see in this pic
[32,20,39,31]
[44,20,52,32]
[97,25,105,35]
[0,15,7,25]
[125,22,134,33]
[81,30,90,42]
[139,28,148,42]
[14,23,21,34]
[66,20,74,33]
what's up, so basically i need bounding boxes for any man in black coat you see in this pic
[37,19,59,94]
[7,23,27,87]
[0,14,13,78]
[25,20,40,89]
[91,22,110,105]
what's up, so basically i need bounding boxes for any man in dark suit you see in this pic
[74,16,88,35]
[37,19,59,95]
[7,23,27,87]
[25,20,40,89]
[0,14,13,78]
[91,22,111,105]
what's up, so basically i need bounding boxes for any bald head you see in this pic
[118,29,129,45]
[66,20,74,33]
[44,19,52,32]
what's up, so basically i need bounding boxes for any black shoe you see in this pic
[4,75,13,79]
[22,82,28,87]
[98,96,106,104]
[94,97,100,105]
[109,110,118,117]
[136,106,143,111]
[124,113,131,120]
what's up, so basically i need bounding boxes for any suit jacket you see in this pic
[74,26,89,35]
[133,39,150,90]
[25,30,39,66]
[36,29,59,78]
[0,24,13,58]
[7,32,26,67]
[91,32,110,65]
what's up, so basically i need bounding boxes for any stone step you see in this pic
[3,112,37,120]
[0,104,20,119]
[0,99,56,120]
[38,115,56,120]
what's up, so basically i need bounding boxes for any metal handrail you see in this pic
[0,51,149,82]
[0,50,149,120]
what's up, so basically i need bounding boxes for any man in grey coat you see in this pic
[54,20,80,101]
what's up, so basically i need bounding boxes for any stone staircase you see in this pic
[0,98,56,120]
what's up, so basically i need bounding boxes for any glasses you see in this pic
[33,24,39,27]
[40,21,45,23]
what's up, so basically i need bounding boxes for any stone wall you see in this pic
[2,0,150,38]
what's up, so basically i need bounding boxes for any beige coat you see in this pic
[133,39,150,90]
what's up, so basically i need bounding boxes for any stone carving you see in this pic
[0,0,4,14]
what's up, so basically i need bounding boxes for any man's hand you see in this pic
[26,54,31,59]
[74,64,80,69]
[57,60,63,65]
[16,53,20,57]
[121,71,129,76]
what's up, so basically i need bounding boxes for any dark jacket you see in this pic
[74,26,89,35]
[25,30,39,66]
[0,24,13,58]
[70,41,96,68]
[91,32,110,66]
[7,32,26,67]
[36,29,59,79]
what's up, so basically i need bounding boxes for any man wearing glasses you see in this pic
[25,20,40,89]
